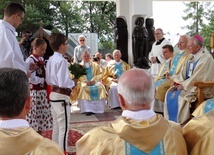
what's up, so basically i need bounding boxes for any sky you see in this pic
[152,1,190,45]
[152,1,189,34]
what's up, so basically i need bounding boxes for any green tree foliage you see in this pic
[0,0,21,19]
[200,8,214,51]
[182,2,205,36]
[79,1,116,50]
[50,1,84,37]
[0,0,116,50]
[0,0,55,35]
[182,2,214,50]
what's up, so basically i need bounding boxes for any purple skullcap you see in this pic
[193,35,204,43]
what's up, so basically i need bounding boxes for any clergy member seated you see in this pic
[103,49,131,109]
[76,68,187,155]
[77,52,107,115]
[192,98,214,117]
[164,35,214,124]
[183,110,214,155]
[0,68,63,155]
[152,35,190,113]
[151,44,174,113]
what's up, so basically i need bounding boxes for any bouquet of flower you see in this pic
[69,63,87,79]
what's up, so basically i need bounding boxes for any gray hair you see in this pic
[0,68,29,117]
[117,68,155,106]
[113,49,121,56]
[192,37,203,47]
[78,35,86,40]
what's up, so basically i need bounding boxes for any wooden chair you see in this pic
[193,81,214,108]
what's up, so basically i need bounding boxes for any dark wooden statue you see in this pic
[132,17,150,69]
[146,18,155,52]
[114,17,128,63]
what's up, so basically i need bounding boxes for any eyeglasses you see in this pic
[155,33,162,35]
[80,40,85,42]
[18,14,24,21]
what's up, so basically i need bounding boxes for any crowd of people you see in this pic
[0,2,214,155]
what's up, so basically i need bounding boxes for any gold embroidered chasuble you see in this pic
[192,98,214,117]
[155,50,189,102]
[0,127,64,155]
[103,60,131,90]
[164,51,214,124]
[183,110,214,155]
[172,51,214,98]
[77,60,107,101]
[76,114,187,155]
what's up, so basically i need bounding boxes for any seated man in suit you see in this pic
[164,35,214,124]
[152,35,190,113]
[77,52,107,115]
[76,68,187,155]
[0,68,63,155]
[103,49,131,109]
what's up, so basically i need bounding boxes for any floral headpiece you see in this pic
[193,35,204,43]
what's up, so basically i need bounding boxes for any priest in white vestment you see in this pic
[149,28,171,78]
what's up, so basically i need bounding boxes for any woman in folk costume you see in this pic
[77,51,107,115]
[26,38,52,133]
[103,49,131,109]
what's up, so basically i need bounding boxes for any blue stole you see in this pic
[155,79,166,87]
[169,52,183,75]
[166,90,182,122]
[86,67,93,81]
[204,98,214,114]
[86,66,99,101]
[186,58,200,79]
[115,63,123,78]
[125,141,165,155]
[155,61,169,87]
[89,85,99,101]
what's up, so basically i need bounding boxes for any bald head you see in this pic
[82,51,90,62]
[117,68,155,110]
[177,35,190,50]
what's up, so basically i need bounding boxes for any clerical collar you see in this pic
[0,119,29,129]
[115,61,121,65]
[84,62,90,68]
[179,50,184,54]
[156,37,165,45]
[122,109,156,120]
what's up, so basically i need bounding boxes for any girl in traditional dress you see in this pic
[26,38,52,133]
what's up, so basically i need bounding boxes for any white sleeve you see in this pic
[73,47,79,63]
[57,59,75,88]
[26,57,44,84]
[0,30,27,73]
